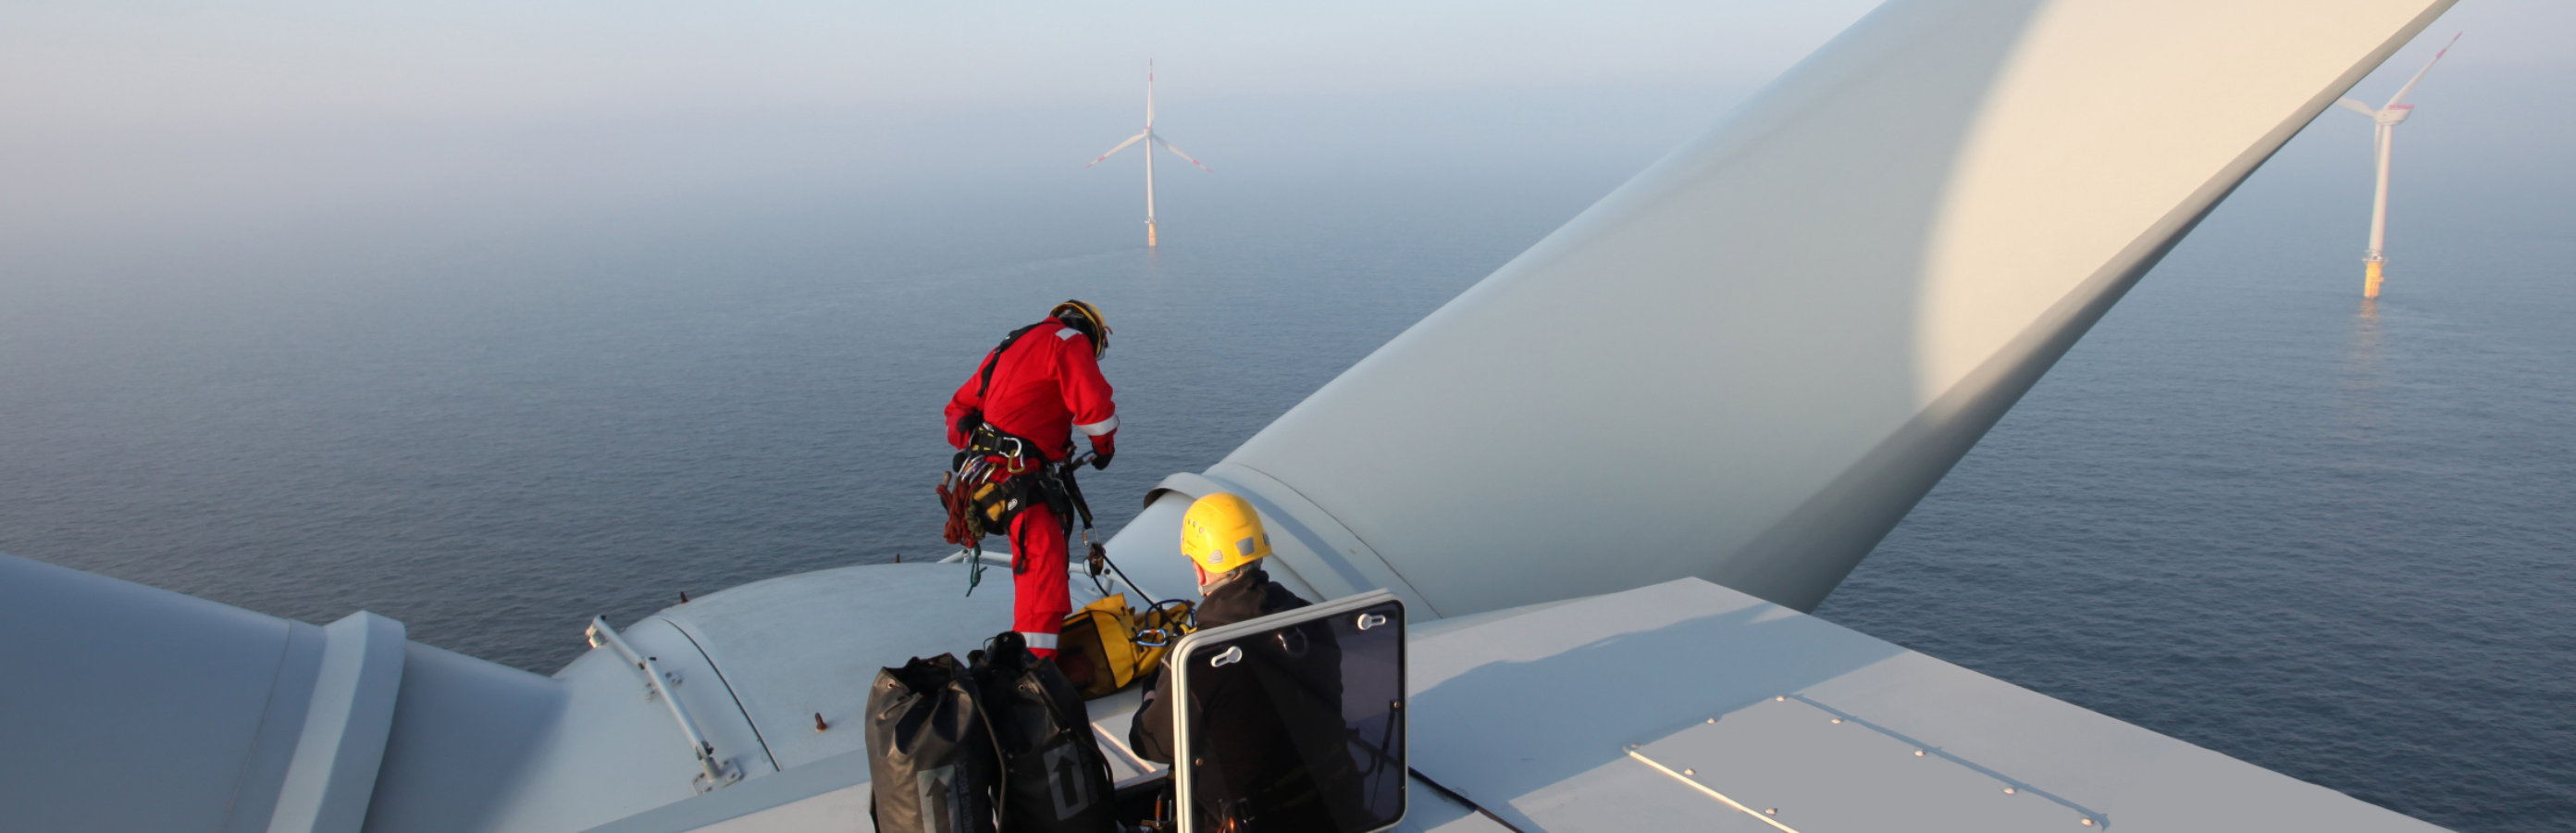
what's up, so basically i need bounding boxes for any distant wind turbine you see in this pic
[1086,61,1211,247]
[2336,32,2458,299]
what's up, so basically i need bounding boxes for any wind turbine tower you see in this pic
[2337,33,2458,299]
[1088,61,1212,247]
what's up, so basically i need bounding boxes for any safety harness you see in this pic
[935,323,1106,595]
[933,319,1182,690]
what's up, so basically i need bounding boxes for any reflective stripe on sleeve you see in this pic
[1075,416,1119,436]
[1020,631,1059,650]
[1056,328,1082,341]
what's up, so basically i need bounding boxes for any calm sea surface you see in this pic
[4,155,2570,829]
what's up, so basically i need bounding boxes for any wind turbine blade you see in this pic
[2335,97,2380,118]
[1153,135,1213,172]
[2382,31,2459,108]
[1086,132,1149,168]
[1096,0,2464,618]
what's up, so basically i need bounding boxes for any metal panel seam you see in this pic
[1626,749,1802,833]
[652,615,783,774]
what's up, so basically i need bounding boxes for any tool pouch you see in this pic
[940,454,1042,545]
[970,473,1035,535]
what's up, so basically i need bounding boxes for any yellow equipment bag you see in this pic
[1057,593,1194,700]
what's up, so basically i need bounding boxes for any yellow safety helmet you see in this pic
[1049,300,1111,358]
[1180,492,1271,575]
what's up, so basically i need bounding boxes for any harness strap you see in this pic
[978,323,1042,399]
[1055,463,1097,530]
[955,322,1044,439]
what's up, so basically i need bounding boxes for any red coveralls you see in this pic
[946,318,1119,658]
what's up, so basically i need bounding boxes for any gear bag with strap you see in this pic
[867,653,1000,833]
[971,632,1117,833]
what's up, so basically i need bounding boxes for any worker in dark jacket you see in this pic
[946,300,1119,659]
[1132,492,1351,831]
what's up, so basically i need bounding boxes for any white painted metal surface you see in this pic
[1,553,327,832]
[1629,697,2088,830]
[585,616,741,792]
[267,611,407,833]
[568,572,2450,833]
[1,553,2452,831]
[1404,578,2443,833]
[650,561,1108,772]
[1393,779,1522,833]
[358,641,566,831]
[576,752,871,833]
[1103,0,2460,619]
[467,615,775,833]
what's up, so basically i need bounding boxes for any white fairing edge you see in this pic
[266,611,407,833]
[1115,0,2457,616]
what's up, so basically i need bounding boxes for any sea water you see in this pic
[3,158,2569,830]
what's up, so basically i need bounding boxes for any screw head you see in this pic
[1682,768,1695,776]
[2081,819,2095,827]
[1831,718,1843,724]
[2004,787,2017,795]
[1765,808,1778,815]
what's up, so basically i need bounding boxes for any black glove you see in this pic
[1089,430,1116,469]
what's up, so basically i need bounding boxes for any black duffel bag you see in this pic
[868,653,999,833]
[972,632,1117,833]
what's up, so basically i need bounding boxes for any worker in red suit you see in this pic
[945,300,1119,659]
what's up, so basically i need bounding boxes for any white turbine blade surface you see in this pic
[1153,136,1214,172]
[2382,31,2458,108]
[2337,97,2382,117]
[1086,132,1148,168]
[1101,0,2462,619]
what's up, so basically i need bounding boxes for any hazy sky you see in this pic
[6,3,1874,127]
[5,1,2570,245]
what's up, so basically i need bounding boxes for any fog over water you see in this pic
[5,3,2574,830]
